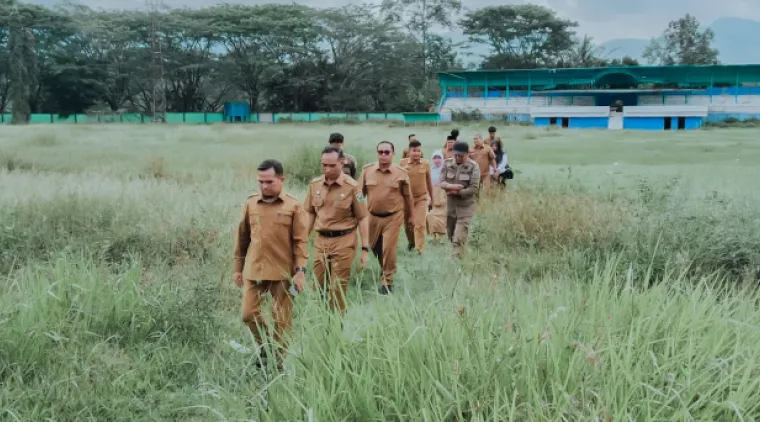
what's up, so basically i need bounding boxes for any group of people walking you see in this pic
[232,127,511,367]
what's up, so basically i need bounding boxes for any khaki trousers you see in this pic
[369,211,404,286]
[241,279,293,353]
[447,215,472,259]
[313,231,357,314]
[404,194,429,253]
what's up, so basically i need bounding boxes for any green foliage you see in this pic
[643,14,719,65]
[460,4,578,69]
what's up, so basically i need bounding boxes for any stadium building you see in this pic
[436,65,760,130]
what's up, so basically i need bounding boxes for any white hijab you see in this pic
[430,150,444,185]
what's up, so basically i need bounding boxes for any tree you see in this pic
[459,4,577,69]
[381,0,462,80]
[6,1,35,124]
[643,14,718,65]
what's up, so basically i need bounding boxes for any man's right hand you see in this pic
[359,249,369,269]
[233,272,243,287]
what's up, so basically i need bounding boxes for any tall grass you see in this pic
[1,124,759,420]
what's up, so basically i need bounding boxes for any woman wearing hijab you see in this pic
[426,150,447,242]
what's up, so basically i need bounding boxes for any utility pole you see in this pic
[147,0,166,123]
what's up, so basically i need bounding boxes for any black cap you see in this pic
[453,141,469,156]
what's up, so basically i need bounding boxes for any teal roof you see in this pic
[438,65,760,89]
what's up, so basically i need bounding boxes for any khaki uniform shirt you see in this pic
[469,144,496,177]
[358,163,412,215]
[304,173,368,232]
[439,158,480,218]
[402,147,424,159]
[233,191,308,281]
[341,153,357,179]
[399,158,431,198]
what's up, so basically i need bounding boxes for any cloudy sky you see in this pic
[34,0,760,43]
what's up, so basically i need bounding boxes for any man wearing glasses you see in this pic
[358,141,414,295]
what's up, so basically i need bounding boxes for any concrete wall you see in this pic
[530,106,610,118]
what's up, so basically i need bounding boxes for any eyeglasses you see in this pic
[377,150,392,155]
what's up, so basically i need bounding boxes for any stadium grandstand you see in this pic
[436,64,760,130]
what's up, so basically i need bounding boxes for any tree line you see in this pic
[0,0,719,123]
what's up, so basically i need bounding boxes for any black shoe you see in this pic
[255,349,268,368]
[378,285,393,295]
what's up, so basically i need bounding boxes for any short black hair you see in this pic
[446,135,456,141]
[488,126,496,133]
[329,133,344,144]
[322,145,344,158]
[257,159,284,176]
[377,141,394,152]
[408,134,415,140]
[408,140,422,148]
[451,129,459,137]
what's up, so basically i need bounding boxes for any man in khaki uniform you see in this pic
[439,141,480,258]
[487,126,501,143]
[442,135,456,160]
[468,133,496,195]
[329,132,357,179]
[399,139,433,254]
[401,134,424,159]
[304,146,370,315]
[358,141,414,294]
[233,159,308,367]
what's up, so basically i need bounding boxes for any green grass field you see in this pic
[2,123,760,421]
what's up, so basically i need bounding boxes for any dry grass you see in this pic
[1,123,760,420]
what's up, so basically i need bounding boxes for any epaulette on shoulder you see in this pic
[344,176,358,187]
[248,192,260,198]
[310,175,324,184]
[396,164,409,173]
[284,192,299,200]
[362,162,375,169]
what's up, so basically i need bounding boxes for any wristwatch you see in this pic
[295,266,306,273]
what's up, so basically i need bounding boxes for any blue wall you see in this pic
[684,117,702,129]
[623,116,704,130]
[569,117,608,128]
[624,117,664,130]
[533,117,608,128]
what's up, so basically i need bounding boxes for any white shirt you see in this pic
[491,151,508,175]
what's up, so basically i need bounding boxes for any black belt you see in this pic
[371,211,397,218]
[317,228,354,238]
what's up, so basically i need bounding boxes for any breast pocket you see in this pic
[458,173,471,183]
[311,194,324,208]
[364,179,377,192]
[417,168,427,174]
[248,210,260,226]
[275,210,293,225]
[446,171,456,181]
[335,195,353,211]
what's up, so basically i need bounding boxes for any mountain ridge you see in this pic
[599,17,760,64]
